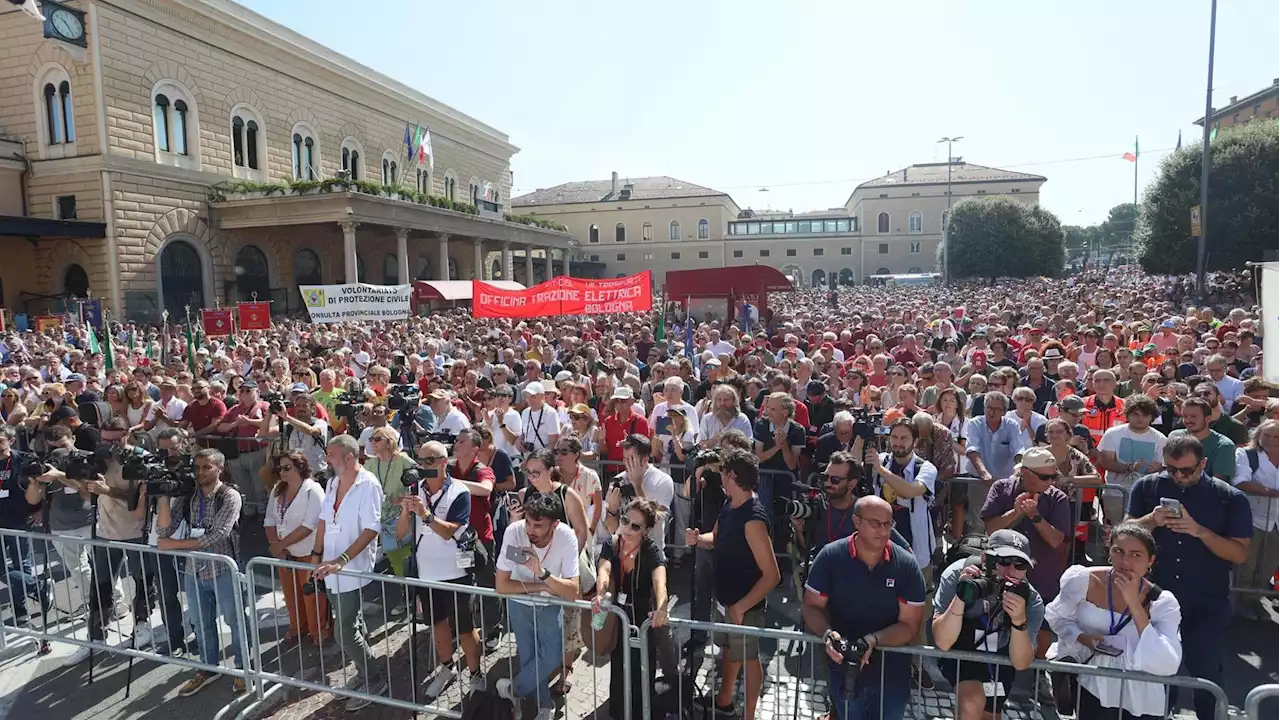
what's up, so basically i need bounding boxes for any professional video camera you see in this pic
[386,383,421,412]
[832,634,871,691]
[334,389,366,428]
[20,446,112,482]
[851,407,887,445]
[122,448,197,511]
[955,556,1032,608]
[262,391,287,415]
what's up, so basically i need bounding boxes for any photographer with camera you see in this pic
[258,392,329,474]
[395,440,485,698]
[155,448,246,696]
[135,427,198,656]
[686,448,779,720]
[518,382,559,458]
[803,495,926,720]
[0,424,52,635]
[428,389,471,437]
[791,451,864,557]
[24,425,92,619]
[866,418,937,579]
[812,411,865,470]
[932,529,1044,720]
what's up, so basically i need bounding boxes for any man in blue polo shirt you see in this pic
[803,495,926,720]
[1127,434,1252,720]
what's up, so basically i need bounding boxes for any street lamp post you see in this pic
[1196,0,1218,299]
[938,136,963,284]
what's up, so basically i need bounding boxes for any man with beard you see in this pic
[866,419,937,577]
[699,383,752,445]
[180,380,227,449]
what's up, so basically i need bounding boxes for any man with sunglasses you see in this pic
[1127,435,1252,720]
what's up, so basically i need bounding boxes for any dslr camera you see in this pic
[956,556,1032,608]
[609,474,637,502]
[20,446,112,482]
[262,391,287,415]
[122,448,197,511]
[386,383,421,412]
[831,634,871,692]
[775,482,826,520]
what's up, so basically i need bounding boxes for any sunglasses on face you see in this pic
[994,556,1031,571]
[554,448,576,456]
[276,463,295,473]
[623,519,645,532]
[823,473,850,485]
[1165,463,1200,478]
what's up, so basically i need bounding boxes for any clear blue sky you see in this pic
[242,0,1278,226]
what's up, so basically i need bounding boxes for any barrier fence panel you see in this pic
[638,616,1233,720]
[0,528,254,691]
[1245,683,1278,720]
[243,556,634,718]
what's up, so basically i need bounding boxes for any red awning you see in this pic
[413,280,525,303]
[663,264,793,299]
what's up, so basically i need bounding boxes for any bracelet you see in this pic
[338,552,350,565]
[1010,619,1028,631]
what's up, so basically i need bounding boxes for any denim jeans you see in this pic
[185,570,245,670]
[508,601,563,709]
[827,662,910,720]
[1,534,42,619]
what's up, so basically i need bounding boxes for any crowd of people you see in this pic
[0,266,1274,720]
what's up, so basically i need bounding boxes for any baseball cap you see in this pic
[523,381,545,396]
[554,370,573,382]
[49,406,78,423]
[1019,446,1057,472]
[289,382,309,393]
[66,373,86,383]
[1058,395,1086,413]
[986,529,1034,565]
[806,380,827,396]
[668,405,689,416]
[705,358,722,368]
[240,380,259,390]
[428,389,452,401]
[610,386,634,401]
[568,403,592,416]
[1160,319,1177,329]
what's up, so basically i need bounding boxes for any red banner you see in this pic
[237,301,271,330]
[201,308,233,336]
[472,271,653,319]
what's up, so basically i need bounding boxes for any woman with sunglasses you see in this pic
[0,388,26,427]
[553,436,603,544]
[595,497,669,720]
[1045,522,1181,720]
[565,404,599,461]
[265,450,330,645]
[364,426,417,589]
[104,384,127,422]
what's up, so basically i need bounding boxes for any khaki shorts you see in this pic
[712,604,765,663]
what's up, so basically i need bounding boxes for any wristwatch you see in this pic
[424,512,436,525]
[1029,514,1044,524]
[1010,619,1028,631]
[537,568,551,581]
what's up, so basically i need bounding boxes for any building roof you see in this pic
[856,162,1046,189]
[512,176,726,207]
[1194,78,1280,126]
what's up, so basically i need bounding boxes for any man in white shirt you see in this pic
[428,390,472,437]
[518,382,559,457]
[312,435,387,709]
[350,342,371,382]
[1206,354,1243,412]
[486,385,523,458]
[706,329,736,358]
[1097,396,1168,524]
[494,492,580,715]
[1232,420,1279,620]
[144,378,188,440]
[259,393,330,473]
[607,434,676,551]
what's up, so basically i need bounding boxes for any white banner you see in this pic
[1262,263,1278,384]
[299,283,412,324]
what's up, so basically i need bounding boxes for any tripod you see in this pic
[122,495,159,698]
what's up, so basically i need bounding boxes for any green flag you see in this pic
[103,312,114,370]
[86,324,101,355]
[185,309,196,373]
[655,308,665,342]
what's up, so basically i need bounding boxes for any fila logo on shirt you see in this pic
[886,578,896,588]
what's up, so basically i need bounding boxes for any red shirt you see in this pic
[182,398,227,447]
[222,400,270,453]
[602,410,650,462]
[452,460,496,544]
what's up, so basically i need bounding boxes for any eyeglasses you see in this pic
[994,556,1031,571]
[553,448,577,456]
[1027,468,1058,480]
[1164,463,1200,478]
[854,514,894,530]
[623,519,645,532]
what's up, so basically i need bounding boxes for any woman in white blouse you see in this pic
[264,450,328,644]
[1045,521,1182,720]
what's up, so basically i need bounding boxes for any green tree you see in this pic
[1064,224,1102,258]
[942,197,1065,283]
[1136,120,1278,273]
[1100,203,1138,249]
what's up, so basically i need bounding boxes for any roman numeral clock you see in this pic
[42,0,87,48]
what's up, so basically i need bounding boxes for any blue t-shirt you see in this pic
[932,557,1045,652]
[714,495,771,607]
[805,535,926,683]
[1126,472,1252,609]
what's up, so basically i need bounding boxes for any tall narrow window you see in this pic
[350,151,359,180]
[698,218,709,239]
[342,148,351,173]
[245,120,258,169]
[615,223,626,243]
[58,81,74,142]
[172,99,189,155]
[292,133,302,177]
[303,137,315,180]
[589,224,600,243]
[233,116,246,167]
[389,162,397,185]
[908,211,922,234]
[669,220,681,241]
[44,83,63,144]
[154,94,171,152]
[642,222,653,242]
[877,212,890,234]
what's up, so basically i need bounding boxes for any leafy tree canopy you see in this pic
[942,196,1065,282]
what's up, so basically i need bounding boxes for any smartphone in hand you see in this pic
[1159,497,1183,519]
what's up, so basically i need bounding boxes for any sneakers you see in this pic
[423,664,457,698]
[178,671,218,697]
[466,668,486,693]
[495,678,516,704]
[1036,671,1056,707]
[695,693,736,718]
[344,678,387,711]
[534,709,554,720]
[61,645,90,668]
[133,625,154,650]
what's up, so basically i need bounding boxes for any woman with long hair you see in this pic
[364,426,417,593]
[104,384,127,420]
[0,388,27,427]
[595,497,669,720]
[1046,522,1182,719]
[1094,348,1116,372]
[123,380,152,431]
[264,450,330,644]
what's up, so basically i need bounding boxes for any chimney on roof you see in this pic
[620,182,634,200]
[611,171,618,195]
[902,167,907,181]
[1230,95,1238,104]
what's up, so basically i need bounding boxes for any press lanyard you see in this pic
[1107,570,1136,635]
[375,457,392,487]
[197,491,209,524]
[827,504,850,544]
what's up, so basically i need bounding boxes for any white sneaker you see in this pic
[423,665,457,698]
[61,645,90,667]
[133,625,154,650]
[466,668,486,693]
[534,709,554,720]
[495,678,516,703]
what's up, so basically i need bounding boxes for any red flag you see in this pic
[237,301,271,331]
[201,308,233,336]
[1122,152,1136,163]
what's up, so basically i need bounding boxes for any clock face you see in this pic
[50,7,85,41]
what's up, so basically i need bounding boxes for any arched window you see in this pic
[64,264,90,298]
[588,224,600,243]
[294,248,322,286]
[152,80,199,168]
[469,178,480,206]
[417,168,432,195]
[34,65,75,158]
[383,254,398,284]
[230,105,264,177]
[615,223,626,243]
[442,170,457,201]
[642,222,653,242]
[340,137,363,181]
[234,245,270,301]
[908,266,923,274]
[43,83,64,145]
[292,124,319,180]
[697,219,709,239]
[876,267,891,275]
[159,239,206,317]
[908,211,922,234]
[877,212,890,234]
[381,151,400,185]
[669,220,681,241]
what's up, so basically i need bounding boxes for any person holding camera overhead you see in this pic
[395,439,484,699]
[932,529,1044,720]
[1044,522,1183,720]
[803,495,926,720]
[258,392,329,475]
[264,449,329,645]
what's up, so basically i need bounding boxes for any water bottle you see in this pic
[592,593,611,630]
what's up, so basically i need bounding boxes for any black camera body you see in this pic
[956,557,1032,608]
[21,446,111,482]
[851,407,886,444]
[122,449,197,511]
[776,483,826,520]
[386,383,421,412]
[609,475,637,502]
[262,391,287,415]
[334,389,366,423]
[833,634,871,691]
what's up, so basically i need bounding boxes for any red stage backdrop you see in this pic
[472,271,652,319]
[201,308,233,336]
[237,301,271,330]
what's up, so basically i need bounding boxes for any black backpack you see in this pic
[460,690,513,720]
[940,533,989,574]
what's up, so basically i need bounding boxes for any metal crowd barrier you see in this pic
[0,528,256,693]
[243,556,635,718]
[1245,683,1278,720]
[637,616,1233,720]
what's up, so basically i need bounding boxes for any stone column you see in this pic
[502,242,513,281]
[563,248,573,278]
[437,233,450,281]
[472,238,484,280]
[524,244,534,286]
[395,228,410,285]
[340,221,359,284]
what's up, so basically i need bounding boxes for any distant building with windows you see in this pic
[513,161,1046,288]
[0,0,569,321]
[1194,78,1279,133]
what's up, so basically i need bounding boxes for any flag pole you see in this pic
[1133,135,1139,210]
